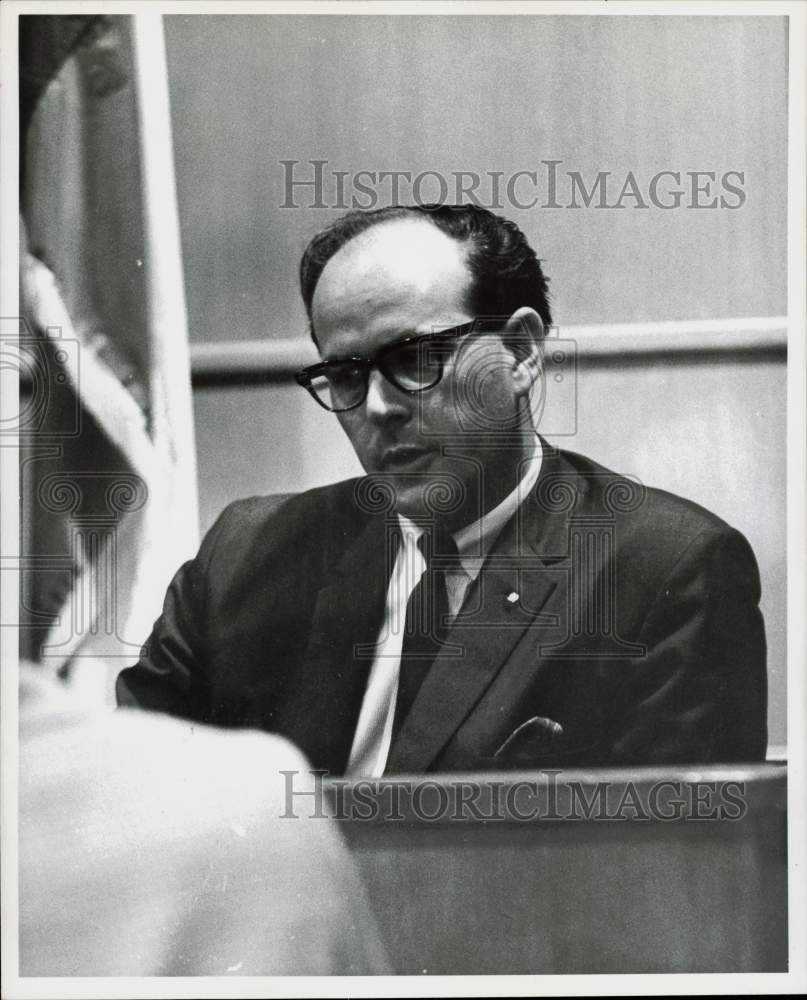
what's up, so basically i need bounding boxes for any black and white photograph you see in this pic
[1,1,805,995]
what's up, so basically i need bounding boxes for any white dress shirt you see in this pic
[346,445,544,778]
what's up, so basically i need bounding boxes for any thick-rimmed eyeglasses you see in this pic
[295,320,478,413]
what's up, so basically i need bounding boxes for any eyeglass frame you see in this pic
[294,318,485,413]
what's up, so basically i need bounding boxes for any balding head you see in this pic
[300,204,553,347]
[311,218,472,353]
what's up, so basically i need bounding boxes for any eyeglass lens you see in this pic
[309,338,451,411]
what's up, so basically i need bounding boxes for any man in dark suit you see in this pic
[117,205,767,774]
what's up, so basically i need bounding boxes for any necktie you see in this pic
[392,528,460,737]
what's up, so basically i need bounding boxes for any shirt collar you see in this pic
[397,439,544,580]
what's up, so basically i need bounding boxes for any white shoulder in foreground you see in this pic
[19,672,390,977]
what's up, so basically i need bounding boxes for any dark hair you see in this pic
[299,204,552,341]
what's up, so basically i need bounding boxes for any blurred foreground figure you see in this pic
[19,664,389,976]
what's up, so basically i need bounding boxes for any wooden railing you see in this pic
[324,764,787,974]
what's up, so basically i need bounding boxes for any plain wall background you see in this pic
[164,15,787,341]
[162,14,787,747]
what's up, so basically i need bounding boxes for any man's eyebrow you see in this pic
[322,330,420,364]
[320,322,472,364]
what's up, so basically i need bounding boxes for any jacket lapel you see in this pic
[385,443,584,773]
[282,512,395,774]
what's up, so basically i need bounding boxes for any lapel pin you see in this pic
[505,591,520,610]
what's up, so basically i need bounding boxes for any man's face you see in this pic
[310,218,533,526]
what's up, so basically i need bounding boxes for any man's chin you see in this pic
[364,470,472,523]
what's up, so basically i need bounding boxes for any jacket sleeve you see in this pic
[115,508,231,719]
[609,525,768,763]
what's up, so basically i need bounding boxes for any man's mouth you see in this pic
[379,446,431,472]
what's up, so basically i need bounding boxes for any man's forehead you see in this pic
[311,218,471,321]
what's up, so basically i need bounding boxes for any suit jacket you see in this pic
[117,444,768,773]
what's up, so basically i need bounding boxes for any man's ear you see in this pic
[503,307,544,394]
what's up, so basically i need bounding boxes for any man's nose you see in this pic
[364,368,409,422]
